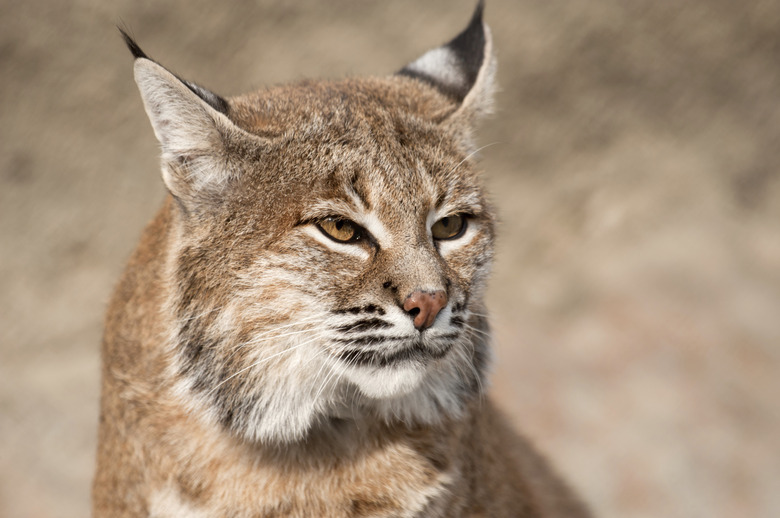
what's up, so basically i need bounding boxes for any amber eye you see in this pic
[431,214,467,240]
[317,217,361,243]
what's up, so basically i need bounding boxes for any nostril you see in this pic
[403,290,448,331]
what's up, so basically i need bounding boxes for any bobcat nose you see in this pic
[403,290,448,331]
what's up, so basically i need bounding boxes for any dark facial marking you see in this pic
[338,339,455,368]
[334,318,392,334]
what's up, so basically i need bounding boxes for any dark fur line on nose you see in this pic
[403,290,448,330]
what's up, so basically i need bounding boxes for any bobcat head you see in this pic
[124,2,497,443]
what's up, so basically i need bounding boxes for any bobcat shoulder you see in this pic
[93,3,592,517]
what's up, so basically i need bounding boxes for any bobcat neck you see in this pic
[97,263,537,517]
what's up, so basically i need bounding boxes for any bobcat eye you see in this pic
[317,217,362,243]
[431,214,467,240]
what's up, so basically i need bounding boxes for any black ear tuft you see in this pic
[399,0,488,102]
[444,0,486,94]
[119,27,230,116]
[118,27,149,60]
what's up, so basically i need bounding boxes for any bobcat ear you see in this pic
[120,30,247,208]
[398,1,495,120]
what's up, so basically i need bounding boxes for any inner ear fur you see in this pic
[134,59,235,204]
[128,45,266,211]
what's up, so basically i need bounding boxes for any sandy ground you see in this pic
[2,0,779,516]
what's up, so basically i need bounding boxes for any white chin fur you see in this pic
[345,363,427,399]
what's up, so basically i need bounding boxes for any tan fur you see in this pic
[95,7,591,517]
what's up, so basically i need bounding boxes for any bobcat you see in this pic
[93,3,592,517]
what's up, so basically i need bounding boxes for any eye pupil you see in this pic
[317,217,360,243]
[432,214,466,240]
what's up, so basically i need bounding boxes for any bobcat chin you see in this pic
[93,3,592,516]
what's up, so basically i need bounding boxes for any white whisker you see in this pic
[446,141,503,176]
[462,322,491,339]
[206,331,328,397]
[221,326,321,365]
[222,313,328,360]
[313,352,347,403]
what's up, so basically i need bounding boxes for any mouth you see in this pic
[336,334,457,368]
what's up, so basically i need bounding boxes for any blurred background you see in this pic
[2,0,779,516]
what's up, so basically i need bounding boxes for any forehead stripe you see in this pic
[348,174,372,212]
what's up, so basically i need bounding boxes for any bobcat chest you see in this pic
[149,424,455,518]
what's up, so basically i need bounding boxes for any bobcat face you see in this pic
[126,5,496,443]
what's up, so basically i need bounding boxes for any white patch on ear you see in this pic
[404,47,466,96]
[452,24,496,121]
[401,15,497,154]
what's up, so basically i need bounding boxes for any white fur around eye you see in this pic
[359,211,392,249]
[428,208,479,255]
[436,219,480,256]
[301,225,370,260]
[426,209,438,239]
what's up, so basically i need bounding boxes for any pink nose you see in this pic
[403,290,448,330]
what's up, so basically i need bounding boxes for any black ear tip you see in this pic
[397,1,490,103]
[448,1,487,54]
[473,0,485,23]
[117,26,149,60]
[465,0,486,36]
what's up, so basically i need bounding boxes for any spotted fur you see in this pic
[94,4,591,517]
